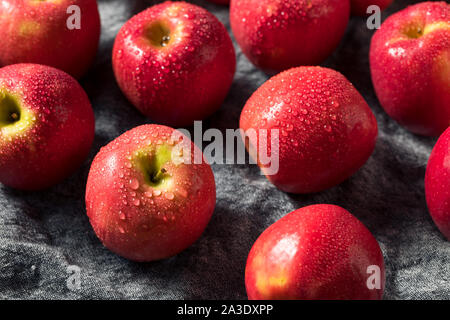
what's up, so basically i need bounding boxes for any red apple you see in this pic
[85,124,216,262]
[370,1,450,136]
[240,66,378,194]
[230,0,350,72]
[245,204,385,300]
[425,127,450,240]
[112,1,236,127]
[0,64,95,190]
[206,0,230,5]
[0,0,100,79]
[351,0,393,16]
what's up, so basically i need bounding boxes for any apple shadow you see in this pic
[117,201,269,300]
[284,130,439,299]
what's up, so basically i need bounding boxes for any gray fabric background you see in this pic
[0,0,449,300]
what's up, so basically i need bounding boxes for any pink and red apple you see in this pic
[370,1,450,136]
[85,124,216,262]
[0,0,100,79]
[425,127,450,240]
[0,64,95,190]
[351,0,393,16]
[245,204,385,300]
[112,1,236,127]
[240,66,378,194]
[230,0,350,72]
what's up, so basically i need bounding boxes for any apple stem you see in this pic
[151,168,167,183]
[161,36,171,47]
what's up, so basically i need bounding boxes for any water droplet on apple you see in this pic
[165,192,175,200]
[129,178,139,190]
[144,191,153,198]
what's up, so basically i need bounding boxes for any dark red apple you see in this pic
[425,127,450,240]
[230,0,350,72]
[0,64,95,190]
[0,0,101,79]
[112,1,236,127]
[351,0,393,16]
[85,124,216,262]
[370,1,450,136]
[245,204,385,300]
[240,66,378,194]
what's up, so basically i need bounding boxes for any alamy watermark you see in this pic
[66,5,81,30]
[66,265,81,291]
[64,5,383,31]
[367,5,382,30]
[367,265,382,290]
[169,121,280,176]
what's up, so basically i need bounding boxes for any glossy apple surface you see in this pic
[351,0,393,16]
[0,64,95,190]
[85,124,216,262]
[0,0,100,79]
[113,1,236,126]
[370,2,450,136]
[245,204,385,300]
[425,127,450,240]
[240,66,378,194]
[230,0,350,72]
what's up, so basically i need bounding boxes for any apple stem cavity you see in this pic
[0,91,21,127]
[405,26,424,39]
[145,21,172,48]
[132,145,173,188]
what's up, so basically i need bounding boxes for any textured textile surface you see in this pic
[0,0,449,300]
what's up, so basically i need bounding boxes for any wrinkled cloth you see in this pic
[0,0,449,300]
